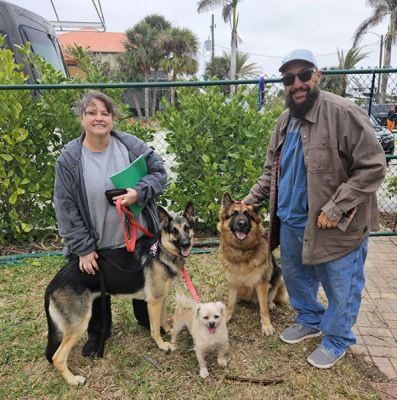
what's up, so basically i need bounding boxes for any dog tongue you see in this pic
[235,231,246,240]
[208,327,216,334]
[181,247,190,257]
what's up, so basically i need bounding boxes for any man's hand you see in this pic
[317,211,338,229]
[79,251,99,275]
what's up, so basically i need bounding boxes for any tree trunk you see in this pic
[144,71,150,118]
[381,28,393,99]
[229,29,238,95]
[152,88,157,117]
[170,71,177,106]
[132,93,143,118]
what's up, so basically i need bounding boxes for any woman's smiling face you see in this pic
[80,98,113,139]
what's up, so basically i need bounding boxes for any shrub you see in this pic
[158,85,283,231]
[0,40,153,244]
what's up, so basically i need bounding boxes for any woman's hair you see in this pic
[75,90,119,118]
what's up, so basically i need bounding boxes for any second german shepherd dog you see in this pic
[218,193,288,336]
[44,202,194,385]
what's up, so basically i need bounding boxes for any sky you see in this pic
[12,0,397,78]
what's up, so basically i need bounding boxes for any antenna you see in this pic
[49,0,106,32]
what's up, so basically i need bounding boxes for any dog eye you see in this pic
[231,210,238,218]
[171,228,178,235]
[184,225,190,232]
[214,315,219,319]
[203,316,209,320]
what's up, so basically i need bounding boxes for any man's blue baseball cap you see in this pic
[279,49,318,72]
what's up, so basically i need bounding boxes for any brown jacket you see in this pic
[244,91,386,264]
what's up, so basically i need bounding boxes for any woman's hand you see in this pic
[79,251,99,275]
[113,188,138,206]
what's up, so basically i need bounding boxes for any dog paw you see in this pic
[158,341,173,352]
[268,302,276,311]
[162,324,171,334]
[67,375,86,386]
[200,368,209,378]
[261,324,275,336]
[217,358,227,367]
[170,343,178,352]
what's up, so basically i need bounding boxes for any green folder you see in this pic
[110,154,147,217]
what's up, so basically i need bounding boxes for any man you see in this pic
[386,105,396,132]
[244,49,386,369]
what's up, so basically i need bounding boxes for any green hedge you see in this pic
[0,40,152,244]
[159,85,284,231]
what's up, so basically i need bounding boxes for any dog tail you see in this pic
[44,289,62,363]
[175,291,197,310]
[270,254,289,305]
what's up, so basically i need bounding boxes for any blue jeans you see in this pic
[280,223,368,356]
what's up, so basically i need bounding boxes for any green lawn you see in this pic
[0,252,387,399]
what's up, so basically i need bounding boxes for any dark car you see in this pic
[370,115,395,155]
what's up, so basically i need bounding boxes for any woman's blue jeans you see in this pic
[280,222,368,356]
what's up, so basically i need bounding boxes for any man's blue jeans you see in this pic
[280,222,368,356]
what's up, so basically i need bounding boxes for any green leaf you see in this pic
[0,154,13,161]
[20,222,32,233]
[9,191,17,204]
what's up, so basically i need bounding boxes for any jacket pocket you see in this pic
[307,139,338,173]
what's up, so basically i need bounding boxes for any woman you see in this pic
[54,90,167,356]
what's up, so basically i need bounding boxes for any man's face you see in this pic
[282,61,322,117]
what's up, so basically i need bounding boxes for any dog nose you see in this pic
[180,237,190,247]
[237,220,245,227]
[209,322,215,328]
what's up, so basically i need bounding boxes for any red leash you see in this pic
[115,199,154,252]
[182,266,201,303]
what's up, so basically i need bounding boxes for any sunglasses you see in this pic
[281,68,316,86]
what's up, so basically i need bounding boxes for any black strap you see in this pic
[97,268,107,358]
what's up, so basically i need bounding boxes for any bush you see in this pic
[0,40,153,244]
[158,85,283,231]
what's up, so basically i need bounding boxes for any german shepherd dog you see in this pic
[44,202,194,385]
[218,193,288,336]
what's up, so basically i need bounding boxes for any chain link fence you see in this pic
[1,69,397,240]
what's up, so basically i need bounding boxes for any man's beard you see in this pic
[286,86,320,118]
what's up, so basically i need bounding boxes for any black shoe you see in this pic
[81,334,108,357]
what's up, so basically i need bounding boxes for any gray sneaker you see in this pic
[279,323,322,344]
[307,345,346,369]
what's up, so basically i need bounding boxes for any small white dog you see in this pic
[170,293,229,378]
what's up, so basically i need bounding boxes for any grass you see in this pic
[0,251,388,399]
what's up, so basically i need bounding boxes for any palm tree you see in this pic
[156,27,199,105]
[205,50,260,80]
[321,47,369,97]
[123,15,171,117]
[197,0,243,93]
[352,0,397,96]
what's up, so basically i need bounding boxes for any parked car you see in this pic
[370,115,395,155]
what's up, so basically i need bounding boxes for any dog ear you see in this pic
[157,205,172,229]
[251,202,263,215]
[216,302,225,315]
[196,306,201,319]
[183,201,195,223]
[221,192,233,209]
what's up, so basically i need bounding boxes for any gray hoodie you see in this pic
[54,130,167,258]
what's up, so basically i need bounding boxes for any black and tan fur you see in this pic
[44,203,194,385]
[218,193,288,336]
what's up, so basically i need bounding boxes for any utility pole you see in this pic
[210,14,215,62]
